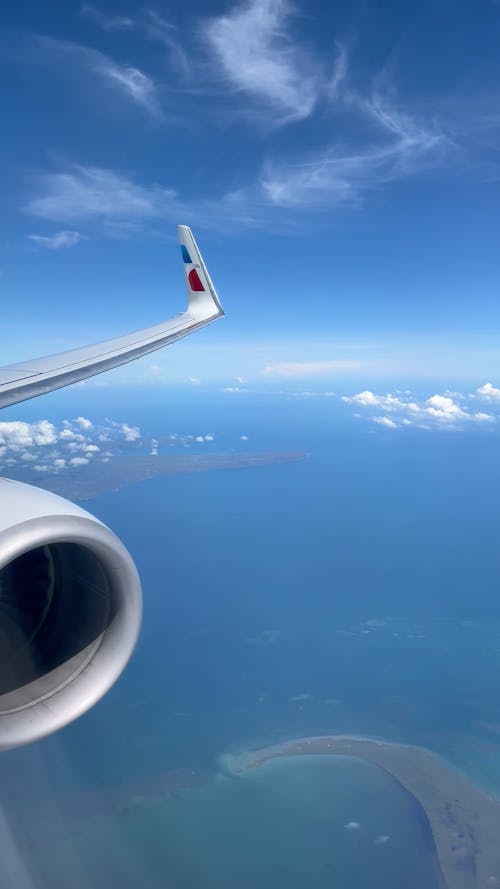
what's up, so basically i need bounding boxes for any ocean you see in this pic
[1,389,499,886]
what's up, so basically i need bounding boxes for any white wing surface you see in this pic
[0,225,224,409]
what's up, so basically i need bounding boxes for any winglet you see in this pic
[178,225,225,322]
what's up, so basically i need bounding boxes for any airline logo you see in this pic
[181,244,205,291]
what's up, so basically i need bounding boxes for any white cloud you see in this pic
[59,428,84,441]
[374,835,390,845]
[144,11,191,80]
[9,34,161,118]
[195,435,205,442]
[121,423,141,442]
[343,388,495,429]
[84,444,100,452]
[76,416,93,429]
[476,382,500,401]
[261,93,449,208]
[223,386,248,393]
[344,821,361,831]
[0,420,56,448]
[28,230,83,250]
[69,457,90,467]
[262,360,362,377]
[425,394,466,421]
[327,43,348,100]
[0,422,35,448]
[205,434,214,441]
[80,4,135,31]
[25,165,179,225]
[372,416,397,428]
[32,420,57,445]
[53,458,66,469]
[205,0,321,122]
[96,63,160,117]
[240,434,249,440]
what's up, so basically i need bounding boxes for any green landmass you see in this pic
[14,452,307,500]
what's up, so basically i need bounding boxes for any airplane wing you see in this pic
[0,225,224,410]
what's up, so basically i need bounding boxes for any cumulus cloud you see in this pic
[0,420,56,448]
[76,416,93,429]
[28,230,83,250]
[475,382,500,401]
[344,821,361,831]
[262,360,363,377]
[342,388,495,429]
[59,428,84,441]
[121,423,141,442]
[0,416,145,477]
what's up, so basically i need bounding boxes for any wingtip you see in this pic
[177,225,224,321]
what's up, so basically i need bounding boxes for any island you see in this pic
[222,735,500,889]
[14,451,307,501]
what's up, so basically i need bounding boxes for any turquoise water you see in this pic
[14,756,445,889]
[1,392,500,885]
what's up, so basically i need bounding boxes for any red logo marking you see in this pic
[188,269,205,292]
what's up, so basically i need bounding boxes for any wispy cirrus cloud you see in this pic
[144,10,192,80]
[261,94,449,208]
[80,3,135,31]
[96,61,160,116]
[27,230,83,249]
[262,360,364,377]
[204,0,322,122]
[3,33,161,118]
[24,165,180,225]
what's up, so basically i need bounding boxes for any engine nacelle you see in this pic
[0,479,142,750]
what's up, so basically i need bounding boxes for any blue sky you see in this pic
[1,0,500,388]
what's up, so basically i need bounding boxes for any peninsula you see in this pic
[17,451,307,501]
[223,735,500,889]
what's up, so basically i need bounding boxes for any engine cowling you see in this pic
[0,478,142,750]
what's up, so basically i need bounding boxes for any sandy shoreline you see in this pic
[221,735,500,889]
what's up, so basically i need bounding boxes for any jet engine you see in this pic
[0,479,142,750]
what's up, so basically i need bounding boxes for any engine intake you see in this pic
[0,479,142,749]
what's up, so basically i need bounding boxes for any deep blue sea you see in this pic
[1,389,500,887]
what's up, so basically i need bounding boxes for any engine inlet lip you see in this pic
[0,514,142,749]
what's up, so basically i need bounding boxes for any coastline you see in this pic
[17,451,307,501]
[221,734,500,889]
